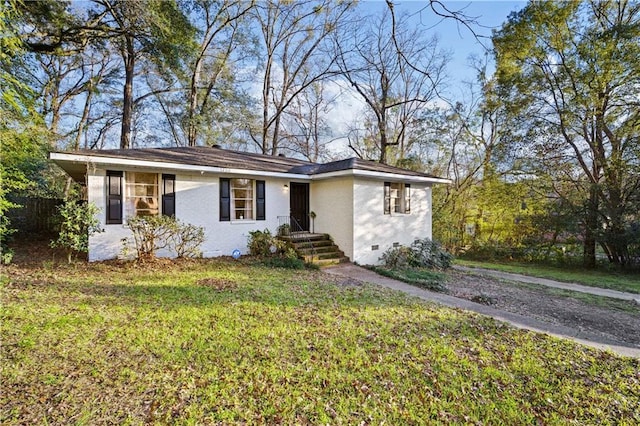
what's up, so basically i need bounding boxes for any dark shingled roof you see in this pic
[55,146,443,180]
[70,146,314,174]
[290,157,439,178]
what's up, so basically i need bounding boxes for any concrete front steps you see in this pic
[279,233,349,266]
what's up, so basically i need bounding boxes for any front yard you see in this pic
[2,258,639,424]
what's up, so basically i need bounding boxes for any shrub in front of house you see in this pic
[374,238,453,292]
[381,238,453,271]
[247,229,305,269]
[126,216,204,260]
[410,238,454,270]
[170,221,205,258]
[248,229,276,257]
[50,199,103,263]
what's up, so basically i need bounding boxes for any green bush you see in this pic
[410,238,454,270]
[50,200,103,263]
[261,256,305,270]
[247,229,304,269]
[248,229,276,256]
[381,238,453,271]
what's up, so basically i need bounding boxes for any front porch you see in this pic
[277,216,349,265]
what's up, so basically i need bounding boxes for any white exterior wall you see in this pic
[351,178,432,265]
[310,177,354,260]
[88,169,130,261]
[86,164,434,265]
[88,167,290,261]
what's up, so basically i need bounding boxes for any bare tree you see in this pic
[182,0,255,147]
[250,0,354,156]
[335,7,448,164]
[280,81,340,162]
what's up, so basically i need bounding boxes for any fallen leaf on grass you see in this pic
[196,278,237,291]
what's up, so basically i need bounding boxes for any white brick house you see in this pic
[50,147,449,264]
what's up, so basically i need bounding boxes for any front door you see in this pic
[290,182,309,231]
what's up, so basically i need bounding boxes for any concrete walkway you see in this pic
[454,265,640,303]
[323,263,640,359]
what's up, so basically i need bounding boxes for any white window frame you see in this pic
[230,178,255,221]
[384,182,411,214]
[125,172,159,218]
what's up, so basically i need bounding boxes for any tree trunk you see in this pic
[187,74,200,147]
[583,184,598,268]
[120,36,135,149]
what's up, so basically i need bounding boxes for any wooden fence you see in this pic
[6,197,63,236]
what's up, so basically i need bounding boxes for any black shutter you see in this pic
[256,180,265,220]
[383,182,391,214]
[106,171,123,224]
[220,178,230,221]
[162,174,176,217]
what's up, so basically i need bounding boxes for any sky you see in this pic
[369,0,527,90]
[321,1,527,153]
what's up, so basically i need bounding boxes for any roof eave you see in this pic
[310,168,451,184]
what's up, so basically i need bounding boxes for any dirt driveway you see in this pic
[444,270,640,349]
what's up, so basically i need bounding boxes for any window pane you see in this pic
[126,172,159,217]
[384,182,410,214]
[230,178,254,220]
[164,179,174,194]
[109,177,121,195]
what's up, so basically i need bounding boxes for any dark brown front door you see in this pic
[290,182,309,231]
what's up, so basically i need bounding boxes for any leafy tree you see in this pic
[1,0,55,260]
[493,0,640,266]
[50,200,103,263]
[89,0,197,149]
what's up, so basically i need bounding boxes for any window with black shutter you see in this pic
[106,171,123,224]
[162,174,175,217]
[220,178,264,221]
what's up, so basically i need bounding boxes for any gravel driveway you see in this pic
[444,270,640,349]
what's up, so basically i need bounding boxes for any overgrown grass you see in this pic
[456,259,640,294]
[2,258,639,424]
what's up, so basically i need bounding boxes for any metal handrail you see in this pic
[277,215,317,261]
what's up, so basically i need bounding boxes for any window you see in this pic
[231,178,253,220]
[384,182,411,214]
[126,172,159,217]
[106,171,123,224]
[220,178,266,221]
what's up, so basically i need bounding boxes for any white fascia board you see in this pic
[49,152,310,180]
[310,168,451,184]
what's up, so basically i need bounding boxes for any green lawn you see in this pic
[455,259,640,294]
[2,259,639,424]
